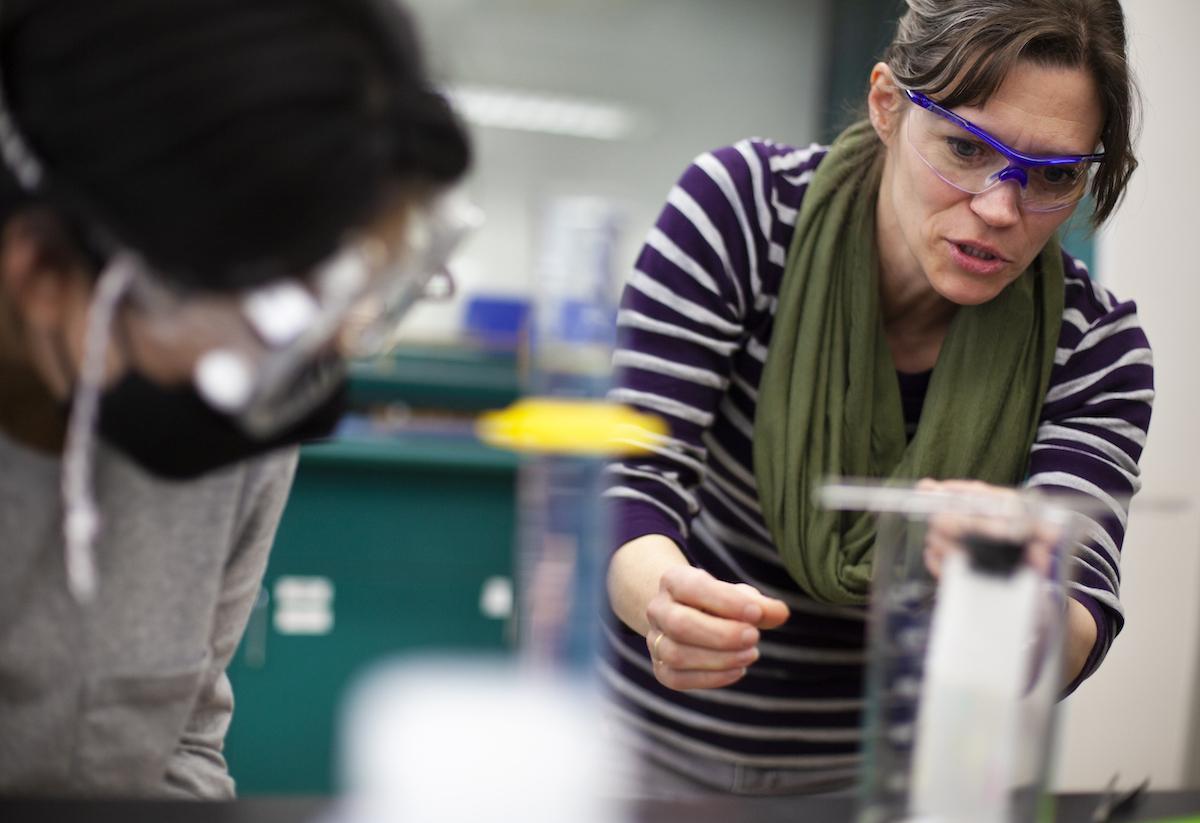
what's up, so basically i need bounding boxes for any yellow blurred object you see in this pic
[476,398,667,456]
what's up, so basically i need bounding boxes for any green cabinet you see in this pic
[225,349,522,794]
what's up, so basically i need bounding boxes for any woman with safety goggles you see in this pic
[0,0,470,798]
[603,0,1152,797]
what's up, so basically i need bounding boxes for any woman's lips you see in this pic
[946,239,1009,275]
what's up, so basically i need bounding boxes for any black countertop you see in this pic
[2,791,1198,823]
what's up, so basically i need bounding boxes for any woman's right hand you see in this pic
[607,534,789,691]
[645,565,790,690]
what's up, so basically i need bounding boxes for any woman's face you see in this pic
[871,60,1105,306]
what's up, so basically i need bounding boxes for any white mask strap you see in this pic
[61,253,137,603]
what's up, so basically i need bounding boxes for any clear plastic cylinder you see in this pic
[516,196,623,673]
[820,482,1088,823]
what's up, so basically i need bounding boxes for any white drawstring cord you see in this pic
[61,254,137,604]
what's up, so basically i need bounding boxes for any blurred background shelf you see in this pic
[224,346,521,794]
[346,345,522,411]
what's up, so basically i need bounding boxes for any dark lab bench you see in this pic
[3,792,1199,822]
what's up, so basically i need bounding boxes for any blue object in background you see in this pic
[463,295,531,348]
[556,298,617,348]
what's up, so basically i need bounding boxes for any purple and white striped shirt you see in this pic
[602,138,1154,779]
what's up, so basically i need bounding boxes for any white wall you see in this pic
[1053,0,1200,792]
[393,0,830,342]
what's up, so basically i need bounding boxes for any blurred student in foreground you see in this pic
[0,0,471,798]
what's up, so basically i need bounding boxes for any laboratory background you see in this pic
[196,0,1200,799]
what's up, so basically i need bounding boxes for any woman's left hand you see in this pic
[917,478,1054,580]
[916,478,1097,686]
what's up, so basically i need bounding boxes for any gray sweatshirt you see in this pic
[0,430,297,798]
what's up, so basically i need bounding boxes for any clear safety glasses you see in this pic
[902,88,1105,213]
[122,191,482,438]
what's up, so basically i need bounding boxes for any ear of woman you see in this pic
[867,62,905,144]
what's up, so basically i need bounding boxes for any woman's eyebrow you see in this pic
[966,113,1095,158]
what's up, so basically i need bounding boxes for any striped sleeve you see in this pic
[605,141,790,553]
[1023,255,1154,692]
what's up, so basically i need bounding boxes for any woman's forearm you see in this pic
[1064,596,1099,687]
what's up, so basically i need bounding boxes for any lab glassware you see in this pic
[819,481,1092,823]
[517,195,623,672]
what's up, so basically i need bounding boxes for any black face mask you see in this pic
[94,371,348,480]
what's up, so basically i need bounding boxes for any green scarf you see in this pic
[752,120,1064,606]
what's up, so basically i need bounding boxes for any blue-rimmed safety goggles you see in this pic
[902,88,1104,212]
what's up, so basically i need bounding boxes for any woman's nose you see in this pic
[970,180,1023,227]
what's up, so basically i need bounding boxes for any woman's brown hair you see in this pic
[884,0,1139,226]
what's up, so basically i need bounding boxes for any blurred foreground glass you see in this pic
[517,196,623,671]
[819,481,1095,823]
[325,199,633,823]
[331,659,627,823]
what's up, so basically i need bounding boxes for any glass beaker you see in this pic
[819,481,1092,823]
